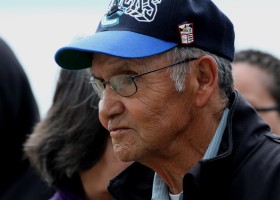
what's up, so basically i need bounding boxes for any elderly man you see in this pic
[54,0,280,199]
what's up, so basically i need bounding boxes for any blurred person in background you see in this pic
[233,49,280,135]
[24,69,150,200]
[0,37,54,200]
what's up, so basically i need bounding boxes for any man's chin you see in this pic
[114,146,136,162]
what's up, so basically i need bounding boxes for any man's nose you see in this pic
[98,87,125,128]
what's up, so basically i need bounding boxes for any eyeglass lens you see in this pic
[90,74,137,98]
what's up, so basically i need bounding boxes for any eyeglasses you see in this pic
[255,106,280,112]
[90,57,198,98]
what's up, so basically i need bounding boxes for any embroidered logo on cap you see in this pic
[178,22,194,44]
[101,0,162,27]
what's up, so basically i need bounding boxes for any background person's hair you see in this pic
[24,69,109,188]
[233,49,280,111]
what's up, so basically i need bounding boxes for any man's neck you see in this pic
[149,108,224,194]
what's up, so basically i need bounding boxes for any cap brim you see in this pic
[55,31,177,70]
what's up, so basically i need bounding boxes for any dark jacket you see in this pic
[108,91,280,200]
[0,38,54,199]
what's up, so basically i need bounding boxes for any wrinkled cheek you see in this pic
[98,99,108,129]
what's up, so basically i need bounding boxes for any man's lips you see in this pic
[109,127,130,137]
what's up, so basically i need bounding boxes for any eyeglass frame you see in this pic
[89,57,198,98]
[255,106,280,112]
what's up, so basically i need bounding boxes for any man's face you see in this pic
[233,62,280,134]
[91,53,196,163]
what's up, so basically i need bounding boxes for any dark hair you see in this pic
[24,69,109,188]
[233,49,280,109]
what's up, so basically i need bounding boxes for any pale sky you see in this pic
[1,0,279,117]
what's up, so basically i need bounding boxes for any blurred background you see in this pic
[1,0,279,117]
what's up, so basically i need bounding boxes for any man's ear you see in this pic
[193,55,218,107]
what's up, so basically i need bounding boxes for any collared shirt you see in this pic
[151,108,229,200]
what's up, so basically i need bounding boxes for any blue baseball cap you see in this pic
[55,0,235,70]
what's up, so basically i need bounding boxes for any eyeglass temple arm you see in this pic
[255,106,280,112]
[132,57,198,78]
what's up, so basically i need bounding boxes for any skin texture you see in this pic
[232,62,280,135]
[91,53,225,194]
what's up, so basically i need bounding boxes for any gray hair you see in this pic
[167,47,233,100]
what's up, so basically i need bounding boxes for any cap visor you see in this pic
[55,31,177,70]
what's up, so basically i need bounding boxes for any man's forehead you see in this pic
[91,52,169,74]
[91,54,137,75]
